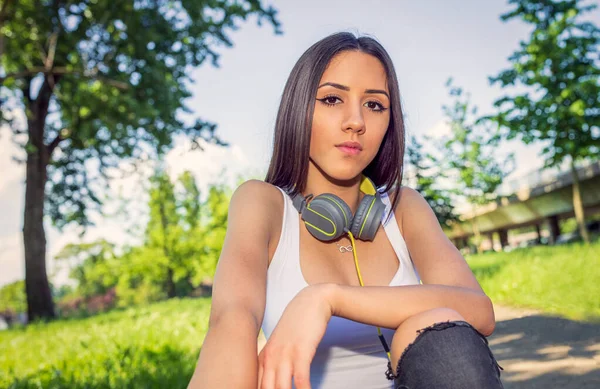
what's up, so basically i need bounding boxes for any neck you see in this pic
[303,160,364,213]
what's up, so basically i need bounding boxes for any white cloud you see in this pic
[165,137,253,190]
[424,118,452,139]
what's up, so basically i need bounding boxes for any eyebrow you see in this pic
[318,82,390,99]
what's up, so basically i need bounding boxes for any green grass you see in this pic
[466,240,600,321]
[2,242,598,388]
[0,298,211,389]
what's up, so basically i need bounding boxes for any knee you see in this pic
[389,320,504,388]
[390,308,464,366]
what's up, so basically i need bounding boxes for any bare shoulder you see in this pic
[232,179,283,207]
[230,179,284,244]
[389,186,432,235]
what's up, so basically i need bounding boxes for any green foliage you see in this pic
[405,135,458,229]
[0,280,26,313]
[488,0,600,167]
[54,239,119,299]
[0,298,212,388]
[143,169,230,297]
[1,0,281,320]
[441,78,513,208]
[488,0,600,243]
[467,240,600,321]
[0,0,281,228]
[198,182,230,279]
[54,170,231,308]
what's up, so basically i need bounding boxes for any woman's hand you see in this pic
[257,283,337,389]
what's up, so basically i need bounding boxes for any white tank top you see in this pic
[261,187,422,389]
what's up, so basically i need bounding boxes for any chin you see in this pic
[309,157,368,183]
[322,166,365,184]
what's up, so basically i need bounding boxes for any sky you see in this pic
[1,0,599,287]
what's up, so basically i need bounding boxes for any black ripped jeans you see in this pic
[384,321,504,389]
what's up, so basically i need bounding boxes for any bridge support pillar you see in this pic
[548,215,561,244]
[498,229,509,249]
[487,232,495,251]
[535,223,542,244]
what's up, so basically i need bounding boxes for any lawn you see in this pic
[466,240,600,321]
[2,241,598,388]
[0,298,211,389]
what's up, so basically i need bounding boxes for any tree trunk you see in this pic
[470,205,481,254]
[23,139,55,321]
[23,77,57,321]
[166,267,176,298]
[570,157,590,244]
[158,201,177,298]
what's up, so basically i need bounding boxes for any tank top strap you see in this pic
[379,190,421,282]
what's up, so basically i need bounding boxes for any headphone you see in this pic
[291,175,386,242]
[289,175,392,362]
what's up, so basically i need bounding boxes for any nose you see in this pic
[341,101,365,134]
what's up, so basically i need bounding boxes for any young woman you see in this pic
[188,32,504,389]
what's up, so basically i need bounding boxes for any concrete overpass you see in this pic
[446,159,600,249]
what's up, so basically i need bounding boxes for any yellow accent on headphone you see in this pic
[359,175,377,195]
[305,209,337,237]
[321,195,349,226]
[304,192,353,237]
[358,196,377,239]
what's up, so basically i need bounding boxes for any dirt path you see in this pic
[257,305,599,387]
[489,305,600,388]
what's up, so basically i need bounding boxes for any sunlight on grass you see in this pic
[0,298,211,388]
[467,241,600,321]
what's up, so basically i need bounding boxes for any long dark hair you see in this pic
[265,32,405,213]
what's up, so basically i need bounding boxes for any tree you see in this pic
[52,170,232,308]
[53,239,118,298]
[0,280,27,314]
[405,135,458,229]
[441,78,513,251]
[0,0,280,320]
[146,170,193,298]
[488,0,599,243]
[115,169,231,305]
[197,180,230,279]
[145,170,231,296]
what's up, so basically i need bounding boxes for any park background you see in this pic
[1,0,599,388]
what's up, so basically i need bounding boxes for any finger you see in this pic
[293,360,312,389]
[275,361,294,389]
[257,359,264,389]
[259,363,275,389]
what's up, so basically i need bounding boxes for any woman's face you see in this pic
[310,50,391,181]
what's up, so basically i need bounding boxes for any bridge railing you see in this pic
[496,159,598,197]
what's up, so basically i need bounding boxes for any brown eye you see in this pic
[317,95,342,106]
[365,101,386,112]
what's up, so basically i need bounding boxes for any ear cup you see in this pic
[350,194,386,241]
[302,193,352,241]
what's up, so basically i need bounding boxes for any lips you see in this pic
[335,141,362,156]
[335,141,363,150]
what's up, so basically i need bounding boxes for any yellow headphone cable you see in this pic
[345,228,392,364]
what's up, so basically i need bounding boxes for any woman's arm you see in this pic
[325,187,495,335]
[328,282,494,335]
[187,180,282,389]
